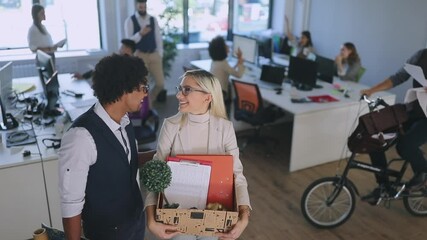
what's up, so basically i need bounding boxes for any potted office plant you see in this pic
[158,1,180,79]
[140,159,178,208]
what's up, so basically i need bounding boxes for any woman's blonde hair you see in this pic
[180,69,227,120]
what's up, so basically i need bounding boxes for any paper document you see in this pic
[13,83,35,93]
[404,88,427,117]
[176,155,234,210]
[164,160,211,210]
[404,63,427,87]
[55,39,67,48]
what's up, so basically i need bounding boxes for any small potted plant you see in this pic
[140,159,178,208]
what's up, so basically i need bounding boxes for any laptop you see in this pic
[257,64,285,89]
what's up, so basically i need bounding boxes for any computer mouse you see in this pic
[275,88,282,95]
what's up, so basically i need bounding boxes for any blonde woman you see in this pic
[145,70,251,240]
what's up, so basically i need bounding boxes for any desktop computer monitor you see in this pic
[315,55,335,84]
[0,62,18,130]
[258,37,273,61]
[278,36,292,55]
[288,56,318,91]
[36,50,61,116]
[232,34,258,65]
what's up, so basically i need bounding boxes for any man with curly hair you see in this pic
[59,54,149,240]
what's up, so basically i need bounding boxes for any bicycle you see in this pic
[300,95,427,228]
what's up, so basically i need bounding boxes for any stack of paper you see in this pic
[165,159,211,210]
[403,63,427,117]
[176,155,234,210]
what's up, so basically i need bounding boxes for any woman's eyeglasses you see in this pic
[175,85,208,96]
[138,84,150,94]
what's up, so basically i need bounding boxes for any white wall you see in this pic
[307,0,427,102]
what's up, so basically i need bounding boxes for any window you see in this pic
[147,0,272,44]
[0,0,272,54]
[0,0,100,52]
[187,0,229,43]
[233,0,271,34]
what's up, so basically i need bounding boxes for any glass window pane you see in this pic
[188,0,229,43]
[0,1,32,50]
[234,0,270,34]
[147,0,183,38]
[0,0,100,52]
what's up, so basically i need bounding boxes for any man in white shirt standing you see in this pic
[59,54,150,240]
[124,0,166,103]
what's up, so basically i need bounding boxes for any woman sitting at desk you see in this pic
[285,16,315,60]
[208,36,245,116]
[335,42,362,82]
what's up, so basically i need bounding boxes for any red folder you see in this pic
[176,154,234,211]
[308,95,339,103]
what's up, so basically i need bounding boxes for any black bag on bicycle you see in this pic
[347,104,408,153]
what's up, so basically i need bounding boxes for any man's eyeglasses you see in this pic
[138,84,150,94]
[175,85,208,96]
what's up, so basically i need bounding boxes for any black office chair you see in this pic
[232,79,284,151]
[129,97,160,151]
[183,65,198,73]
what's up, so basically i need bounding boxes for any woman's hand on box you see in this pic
[146,205,180,239]
[148,221,180,239]
[216,209,249,240]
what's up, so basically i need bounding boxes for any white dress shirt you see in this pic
[27,24,54,52]
[124,11,163,56]
[58,102,132,218]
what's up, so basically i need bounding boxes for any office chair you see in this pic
[137,149,156,193]
[138,149,156,168]
[129,97,160,150]
[183,65,198,73]
[354,66,366,83]
[231,79,284,151]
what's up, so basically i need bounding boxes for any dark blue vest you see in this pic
[71,107,143,228]
[132,15,156,53]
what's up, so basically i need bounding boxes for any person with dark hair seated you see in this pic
[285,16,315,59]
[335,42,362,82]
[59,54,150,240]
[208,35,245,116]
[72,39,136,80]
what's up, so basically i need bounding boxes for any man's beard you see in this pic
[138,10,147,17]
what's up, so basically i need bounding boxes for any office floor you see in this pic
[145,95,427,240]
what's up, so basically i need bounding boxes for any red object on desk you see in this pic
[308,95,339,103]
[176,154,234,210]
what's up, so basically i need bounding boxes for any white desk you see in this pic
[191,59,395,172]
[0,74,95,239]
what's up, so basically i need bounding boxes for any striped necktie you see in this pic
[118,127,129,156]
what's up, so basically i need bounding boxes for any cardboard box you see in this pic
[155,193,238,236]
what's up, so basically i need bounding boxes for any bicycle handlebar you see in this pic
[360,94,390,111]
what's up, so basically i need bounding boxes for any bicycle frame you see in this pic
[301,96,427,228]
[338,151,411,195]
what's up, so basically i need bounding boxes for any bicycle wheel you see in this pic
[301,177,356,228]
[403,191,427,216]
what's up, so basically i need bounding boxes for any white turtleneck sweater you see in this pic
[187,112,210,154]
